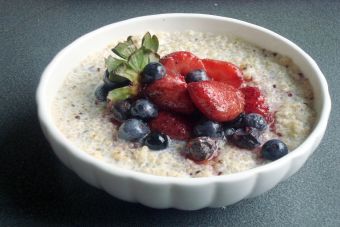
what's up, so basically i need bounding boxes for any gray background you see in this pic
[1,0,339,226]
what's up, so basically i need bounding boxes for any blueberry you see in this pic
[141,62,166,84]
[230,128,261,149]
[111,100,131,121]
[94,84,110,102]
[224,113,246,129]
[144,132,169,150]
[262,139,288,160]
[244,113,267,131]
[185,69,209,83]
[118,119,150,142]
[130,99,158,120]
[193,120,223,138]
[104,70,130,89]
[224,127,236,138]
[184,137,218,162]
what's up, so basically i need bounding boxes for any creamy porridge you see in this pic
[52,31,315,177]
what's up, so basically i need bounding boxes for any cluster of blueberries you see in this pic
[183,112,288,162]
[96,62,288,161]
[96,62,169,150]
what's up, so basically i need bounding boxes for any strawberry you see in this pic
[188,81,245,122]
[160,51,205,77]
[202,59,244,88]
[145,72,196,114]
[240,86,274,124]
[149,111,192,140]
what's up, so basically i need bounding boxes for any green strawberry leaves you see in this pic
[114,63,139,82]
[112,36,137,59]
[107,86,138,103]
[104,32,160,103]
[128,47,150,72]
[142,32,159,53]
[105,56,124,72]
[145,49,160,63]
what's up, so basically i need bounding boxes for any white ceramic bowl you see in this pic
[36,14,331,210]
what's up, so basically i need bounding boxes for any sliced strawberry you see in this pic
[145,72,195,114]
[202,59,244,88]
[149,111,192,140]
[188,81,245,122]
[240,86,274,124]
[160,51,205,77]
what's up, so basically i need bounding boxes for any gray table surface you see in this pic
[1,0,339,226]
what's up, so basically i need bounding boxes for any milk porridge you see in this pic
[52,31,315,177]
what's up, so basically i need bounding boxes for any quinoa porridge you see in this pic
[52,31,315,177]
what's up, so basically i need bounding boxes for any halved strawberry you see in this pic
[202,59,244,88]
[149,111,192,140]
[145,72,196,114]
[188,81,245,122]
[160,51,205,77]
[240,86,274,124]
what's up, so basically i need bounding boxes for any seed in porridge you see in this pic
[240,64,247,70]
[244,113,267,131]
[118,118,150,142]
[273,84,276,88]
[141,62,166,84]
[193,120,223,138]
[184,137,218,162]
[130,99,158,120]
[261,139,288,160]
[144,132,169,150]
[185,69,209,83]
[94,84,110,102]
[202,59,244,88]
[288,92,293,97]
[160,51,205,78]
[230,128,261,150]
[111,99,132,122]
